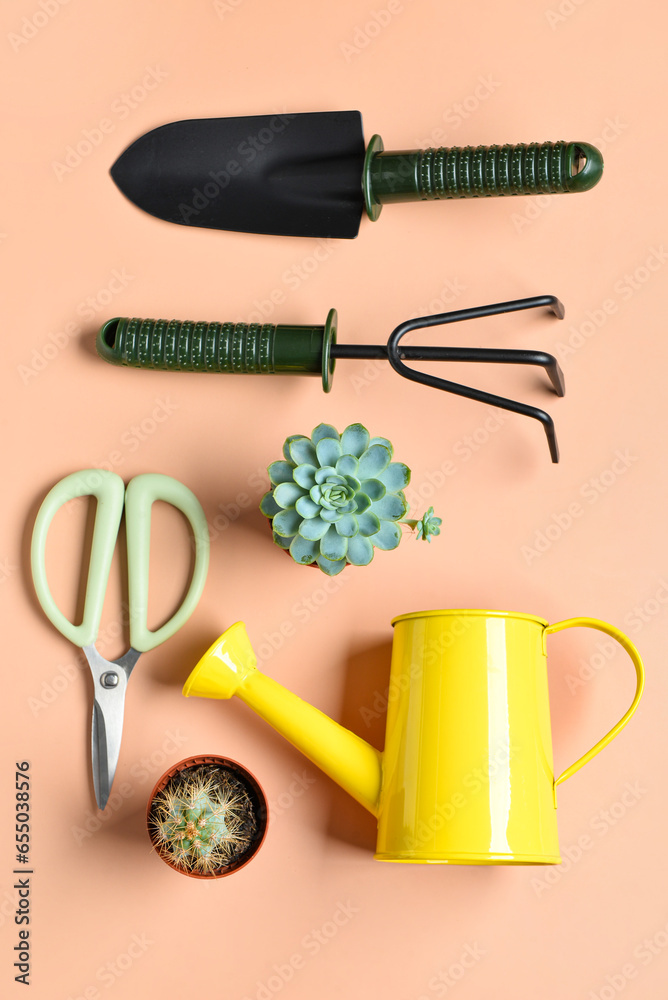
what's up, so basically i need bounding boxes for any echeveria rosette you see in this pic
[260,423,410,575]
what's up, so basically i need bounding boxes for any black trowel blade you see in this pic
[110,111,367,239]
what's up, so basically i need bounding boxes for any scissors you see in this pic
[31,470,210,810]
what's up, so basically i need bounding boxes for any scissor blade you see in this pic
[85,645,136,811]
[91,701,115,811]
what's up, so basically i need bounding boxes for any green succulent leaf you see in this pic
[354,492,371,514]
[343,474,361,492]
[341,423,370,458]
[273,508,303,537]
[357,444,392,479]
[288,436,318,466]
[315,466,337,485]
[371,520,402,550]
[337,499,357,514]
[346,534,374,566]
[311,423,340,444]
[316,436,342,467]
[289,535,319,564]
[336,454,359,477]
[370,492,408,521]
[357,510,381,537]
[295,495,321,519]
[293,464,317,489]
[320,507,341,522]
[273,482,307,509]
[268,460,296,485]
[320,525,348,561]
[260,491,282,518]
[298,516,330,541]
[283,435,303,463]
[368,436,394,455]
[360,478,385,501]
[412,506,443,542]
[319,482,355,509]
[335,513,359,537]
[316,554,347,576]
[272,530,294,549]
[378,462,410,491]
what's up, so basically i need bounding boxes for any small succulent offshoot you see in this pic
[402,506,442,542]
[148,766,258,876]
[260,422,441,575]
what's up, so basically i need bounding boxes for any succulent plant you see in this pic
[404,506,442,543]
[260,423,439,575]
[148,763,259,876]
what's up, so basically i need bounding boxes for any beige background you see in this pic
[2,1,667,997]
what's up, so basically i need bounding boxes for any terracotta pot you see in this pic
[146,755,268,879]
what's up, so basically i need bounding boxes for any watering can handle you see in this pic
[544,618,644,793]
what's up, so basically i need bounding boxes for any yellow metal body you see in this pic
[184,612,644,865]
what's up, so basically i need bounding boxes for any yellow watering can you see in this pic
[183,610,644,865]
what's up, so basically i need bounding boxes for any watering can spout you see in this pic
[183,623,383,817]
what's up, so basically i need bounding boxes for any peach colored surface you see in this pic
[2,2,666,998]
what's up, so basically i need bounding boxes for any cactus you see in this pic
[260,422,440,575]
[148,763,259,876]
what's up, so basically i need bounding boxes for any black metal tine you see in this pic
[332,345,565,397]
[382,295,565,463]
[391,294,565,337]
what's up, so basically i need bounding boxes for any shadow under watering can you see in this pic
[183,611,644,866]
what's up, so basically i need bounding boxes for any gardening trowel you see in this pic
[110,111,603,239]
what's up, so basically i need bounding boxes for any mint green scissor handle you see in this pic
[31,470,210,652]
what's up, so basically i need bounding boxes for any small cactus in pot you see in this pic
[260,422,441,575]
[147,756,267,878]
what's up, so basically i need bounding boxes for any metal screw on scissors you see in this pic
[31,470,210,810]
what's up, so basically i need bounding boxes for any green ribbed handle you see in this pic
[363,137,603,220]
[97,310,338,391]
